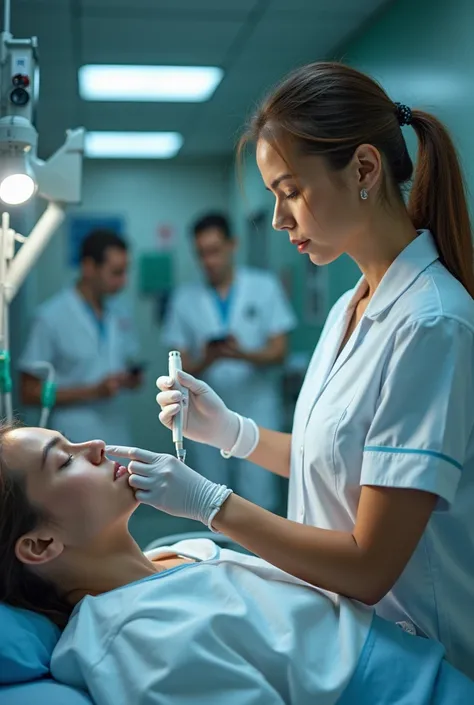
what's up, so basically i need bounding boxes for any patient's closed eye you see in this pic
[60,454,73,469]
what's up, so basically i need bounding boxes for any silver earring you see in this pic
[360,188,368,200]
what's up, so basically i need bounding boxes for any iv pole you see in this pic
[0,212,12,423]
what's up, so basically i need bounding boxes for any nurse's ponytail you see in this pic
[0,423,71,628]
[408,111,474,297]
[239,61,474,298]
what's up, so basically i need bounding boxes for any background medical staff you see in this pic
[19,229,142,444]
[151,62,474,679]
[162,212,296,510]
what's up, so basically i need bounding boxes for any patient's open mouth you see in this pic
[114,462,128,481]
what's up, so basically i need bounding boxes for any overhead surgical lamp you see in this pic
[0,0,85,424]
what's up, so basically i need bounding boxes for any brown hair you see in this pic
[238,61,474,297]
[0,423,71,627]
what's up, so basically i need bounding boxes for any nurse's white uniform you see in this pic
[18,287,139,445]
[163,266,296,510]
[289,230,474,678]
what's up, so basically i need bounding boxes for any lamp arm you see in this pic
[5,201,65,303]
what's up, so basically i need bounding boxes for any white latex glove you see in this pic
[156,370,259,457]
[106,445,232,529]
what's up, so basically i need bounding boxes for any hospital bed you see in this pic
[2,532,471,705]
[0,531,241,705]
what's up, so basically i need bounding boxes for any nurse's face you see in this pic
[256,138,371,266]
[4,428,137,553]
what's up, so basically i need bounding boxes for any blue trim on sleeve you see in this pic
[363,446,463,472]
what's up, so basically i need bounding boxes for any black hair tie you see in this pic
[395,102,412,127]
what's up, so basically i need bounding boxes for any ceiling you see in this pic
[5,0,393,161]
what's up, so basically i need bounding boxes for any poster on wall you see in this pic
[138,251,174,325]
[155,223,176,251]
[67,214,126,267]
[304,258,329,326]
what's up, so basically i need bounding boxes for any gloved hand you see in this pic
[106,445,233,529]
[156,370,258,457]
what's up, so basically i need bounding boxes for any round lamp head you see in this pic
[0,172,36,205]
[0,141,37,205]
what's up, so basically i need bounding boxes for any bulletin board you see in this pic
[67,214,126,267]
[138,251,174,324]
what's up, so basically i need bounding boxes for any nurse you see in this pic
[163,212,296,510]
[152,62,474,679]
[19,229,142,444]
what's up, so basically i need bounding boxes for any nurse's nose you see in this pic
[272,201,295,232]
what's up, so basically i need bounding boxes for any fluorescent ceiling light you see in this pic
[79,65,224,102]
[84,132,183,159]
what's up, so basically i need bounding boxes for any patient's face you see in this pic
[4,427,137,547]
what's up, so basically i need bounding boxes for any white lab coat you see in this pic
[51,540,372,705]
[18,287,139,445]
[163,267,296,509]
[289,230,474,679]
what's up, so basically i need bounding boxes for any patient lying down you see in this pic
[0,425,472,705]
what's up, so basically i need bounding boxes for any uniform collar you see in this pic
[72,285,112,316]
[355,230,439,320]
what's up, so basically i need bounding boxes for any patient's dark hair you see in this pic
[0,423,72,627]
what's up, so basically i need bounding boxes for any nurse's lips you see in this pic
[113,462,128,481]
[290,238,311,253]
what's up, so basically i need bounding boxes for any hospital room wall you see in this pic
[340,0,474,209]
[231,0,474,357]
[22,159,230,453]
[16,0,474,441]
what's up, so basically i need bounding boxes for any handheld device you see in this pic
[208,336,229,347]
[128,361,147,376]
[168,350,186,463]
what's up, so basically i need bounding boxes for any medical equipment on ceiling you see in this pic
[0,0,84,424]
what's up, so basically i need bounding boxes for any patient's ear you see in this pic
[15,531,64,566]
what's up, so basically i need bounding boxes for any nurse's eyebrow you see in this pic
[41,436,61,470]
[266,174,293,191]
